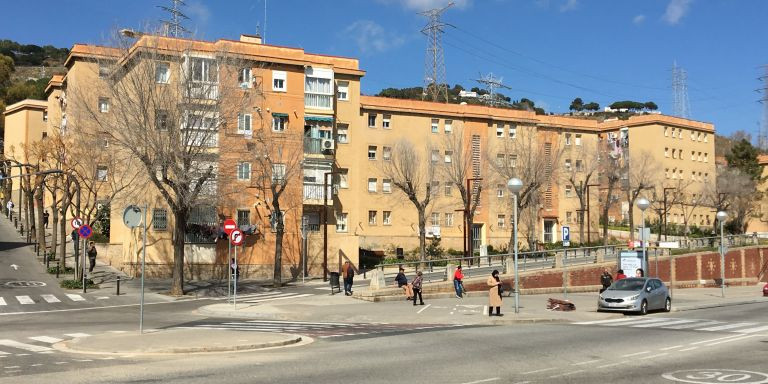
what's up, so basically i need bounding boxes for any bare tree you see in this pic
[713,167,760,233]
[440,127,482,256]
[677,184,708,237]
[70,34,251,295]
[561,137,600,243]
[650,179,690,240]
[381,139,434,261]
[624,151,660,240]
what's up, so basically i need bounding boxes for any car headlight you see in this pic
[628,294,640,301]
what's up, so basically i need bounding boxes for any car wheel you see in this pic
[664,297,672,312]
[639,300,648,315]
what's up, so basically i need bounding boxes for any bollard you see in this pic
[116,276,121,296]
[56,264,60,278]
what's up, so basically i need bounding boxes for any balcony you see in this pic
[187,82,219,100]
[303,183,333,205]
[304,138,335,155]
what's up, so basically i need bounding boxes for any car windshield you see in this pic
[609,278,646,291]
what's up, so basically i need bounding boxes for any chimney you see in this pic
[240,34,262,44]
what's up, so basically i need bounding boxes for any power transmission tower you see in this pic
[476,73,512,107]
[158,0,190,38]
[671,61,691,118]
[420,2,453,103]
[758,65,768,150]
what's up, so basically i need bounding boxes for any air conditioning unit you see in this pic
[321,138,335,151]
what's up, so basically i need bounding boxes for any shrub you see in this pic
[60,279,98,289]
[47,266,74,274]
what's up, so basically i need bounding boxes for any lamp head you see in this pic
[716,211,728,222]
[637,197,650,211]
[507,178,523,194]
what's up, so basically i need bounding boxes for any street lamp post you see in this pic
[637,197,650,275]
[716,210,728,298]
[507,177,523,314]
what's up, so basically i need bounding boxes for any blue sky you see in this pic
[2,0,766,138]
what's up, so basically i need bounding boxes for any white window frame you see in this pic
[368,178,378,193]
[239,68,252,88]
[236,162,251,181]
[98,97,109,113]
[508,124,517,139]
[368,211,378,226]
[96,165,108,181]
[155,62,170,84]
[238,113,252,134]
[497,214,506,229]
[383,146,392,161]
[444,184,452,196]
[431,119,439,133]
[383,211,392,225]
[445,213,454,227]
[574,133,582,146]
[272,115,287,132]
[444,150,453,163]
[431,213,441,227]
[368,114,377,128]
[336,212,348,232]
[272,70,287,92]
[431,150,439,163]
[565,133,571,145]
[382,114,391,129]
[368,146,377,160]
[304,67,334,110]
[565,184,572,197]
[497,184,504,198]
[337,80,349,101]
[338,169,349,189]
[272,163,286,184]
[382,179,392,193]
[496,123,504,137]
[444,119,452,133]
[337,124,349,143]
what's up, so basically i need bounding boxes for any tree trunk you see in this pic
[601,182,614,246]
[59,205,67,269]
[273,197,284,288]
[50,195,58,262]
[171,207,188,296]
[628,202,635,241]
[35,185,46,258]
[417,208,426,262]
[577,194,585,244]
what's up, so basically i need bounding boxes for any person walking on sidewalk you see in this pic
[43,210,49,229]
[395,267,413,300]
[342,261,355,296]
[453,266,465,298]
[600,268,613,293]
[487,270,503,316]
[87,241,98,273]
[6,200,13,218]
[616,269,627,281]
[412,271,425,306]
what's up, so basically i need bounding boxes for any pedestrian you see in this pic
[43,210,49,229]
[412,271,424,306]
[6,200,13,218]
[635,268,644,278]
[487,270,503,316]
[87,241,97,273]
[230,257,239,281]
[600,268,613,293]
[395,267,413,300]
[616,269,627,280]
[342,261,355,296]
[453,265,464,298]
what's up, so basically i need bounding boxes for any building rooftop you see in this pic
[2,99,47,116]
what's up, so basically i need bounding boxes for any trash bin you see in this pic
[329,272,341,295]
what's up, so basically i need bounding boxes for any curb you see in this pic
[671,298,767,312]
[53,334,304,356]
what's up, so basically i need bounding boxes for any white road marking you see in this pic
[28,336,63,344]
[621,351,650,358]
[604,318,674,327]
[96,296,110,300]
[696,322,756,331]
[0,298,214,316]
[483,305,488,316]
[0,298,6,306]
[678,347,698,352]
[16,296,34,305]
[0,340,54,352]
[65,294,85,302]
[632,319,696,328]
[417,304,431,314]
[37,351,54,354]
[64,333,91,338]
[99,357,115,360]
[54,362,68,365]
[523,367,556,375]
[690,334,744,345]
[573,317,669,325]
[571,359,602,366]
[0,352,8,355]
[733,325,768,334]
[597,361,627,369]
[706,334,758,346]
[30,363,43,367]
[41,295,60,303]
[73,359,93,362]
[662,320,722,330]
[243,294,314,303]
[4,366,20,369]
[639,352,667,360]
[549,370,584,378]
[660,345,684,351]
[108,331,128,334]
[246,320,353,326]
[461,378,500,384]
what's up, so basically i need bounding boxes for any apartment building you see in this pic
[2,99,48,208]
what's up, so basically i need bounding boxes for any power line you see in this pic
[158,0,190,38]
[475,72,512,107]
[671,61,691,118]
[420,2,453,103]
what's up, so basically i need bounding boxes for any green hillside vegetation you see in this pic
[0,40,69,67]
[375,84,548,115]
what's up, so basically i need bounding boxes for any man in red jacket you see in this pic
[453,266,464,298]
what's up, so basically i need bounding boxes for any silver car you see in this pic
[598,277,671,315]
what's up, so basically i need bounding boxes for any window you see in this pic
[155,109,169,130]
[431,181,440,193]
[43,111,48,122]
[444,183,452,196]
[431,119,439,133]
[497,184,504,198]
[190,57,217,83]
[336,212,348,232]
[665,168,669,179]
[565,133,572,145]
[305,68,334,109]
[382,179,392,193]
[272,163,286,183]
[575,134,582,146]
[565,159,572,170]
[337,80,349,101]
[509,154,517,168]
[565,184,572,197]
[382,114,391,129]
[444,120,452,133]
[237,162,251,180]
[704,134,708,142]
[691,151,695,161]
[496,123,504,137]
[704,153,708,162]
[566,211,572,224]
[99,63,110,78]
[368,146,377,160]
[152,209,168,230]
[665,147,669,157]
[444,150,453,163]
[272,70,286,91]
[575,159,583,172]
[98,98,109,113]
[272,115,287,132]
[155,62,170,84]
[496,153,506,166]
[671,149,676,159]
[368,113,377,128]
[445,213,454,227]
[691,130,696,140]
[96,165,108,181]
[237,209,250,227]
[383,211,392,225]
[679,129,684,140]
[509,124,517,139]
[698,152,702,161]
[338,169,349,188]
[431,149,440,163]
[368,178,377,192]
[430,213,440,227]
[238,68,252,87]
[664,127,668,137]
[383,146,392,161]
[691,171,695,180]
[497,214,506,229]
[238,113,252,134]
[337,124,349,143]
[368,211,378,226]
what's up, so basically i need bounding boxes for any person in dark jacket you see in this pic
[87,241,98,273]
[600,268,613,293]
[395,267,413,300]
[342,261,355,296]
[412,271,425,306]
[487,270,503,316]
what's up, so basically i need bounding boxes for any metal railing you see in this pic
[303,138,323,154]
[303,184,332,203]
[676,234,758,250]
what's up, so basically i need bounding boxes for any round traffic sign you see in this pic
[123,205,142,229]
[223,218,238,235]
[78,224,94,239]
[230,229,244,246]
[71,217,83,230]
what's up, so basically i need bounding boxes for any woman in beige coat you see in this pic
[487,270,503,316]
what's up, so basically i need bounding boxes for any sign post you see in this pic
[122,205,145,334]
[230,229,244,308]
[78,224,93,294]
[222,219,237,303]
[561,226,570,299]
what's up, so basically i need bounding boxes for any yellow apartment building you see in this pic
[2,99,48,208]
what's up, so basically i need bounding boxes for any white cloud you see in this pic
[559,0,578,12]
[379,0,470,11]
[662,0,692,25]
[344,20,406,54]
[633,14,646,24]
[185,1,211,26]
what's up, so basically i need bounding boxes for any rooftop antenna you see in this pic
[476,72,512,107]
[420,2,453,103]
[672,61,691,118]
[158,0,190,38]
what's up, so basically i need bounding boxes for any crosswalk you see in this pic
[231,291,315,304]
[0,293,93,307]
[177,320,465,339]
[574,317,768,335]
[0,333,91,356]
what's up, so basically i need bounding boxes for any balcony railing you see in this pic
[187,82,219,100]
[303,183,332,204]
[304,138,323,154]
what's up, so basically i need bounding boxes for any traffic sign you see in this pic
[230,229,244,246]
[71,217,83,230]
[561,226,570,247]
[122,205,143,229]
[223,219,238,235]
[78,224,93,239]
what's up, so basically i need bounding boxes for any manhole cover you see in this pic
[3,281,47,288]
[663,370,768,384]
